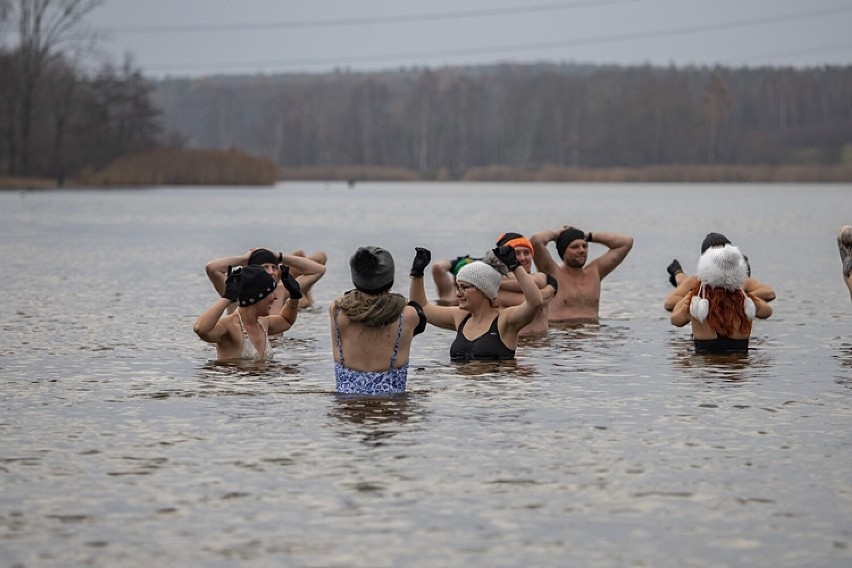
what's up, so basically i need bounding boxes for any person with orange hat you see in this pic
[530,225,633,321]
[493,232,557,336]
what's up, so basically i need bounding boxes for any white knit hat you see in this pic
[695,244,748,291]
[456,260,503,300]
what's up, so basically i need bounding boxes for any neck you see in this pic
[238,306,260,324]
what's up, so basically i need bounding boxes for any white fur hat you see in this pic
[456,260,503,300]
[695,244,748,291]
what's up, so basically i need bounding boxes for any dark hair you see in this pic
[700,233,732,254]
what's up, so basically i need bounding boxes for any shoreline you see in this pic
[4,163,852,189]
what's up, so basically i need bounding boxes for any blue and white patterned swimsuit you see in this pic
[333,309,408,395]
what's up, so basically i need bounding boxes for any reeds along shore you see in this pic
[4,161,852,189]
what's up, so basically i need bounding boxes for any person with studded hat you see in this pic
[194,264,303,361]
[408,245,542,361]
[530,224,633,321]
[664,232,775,312]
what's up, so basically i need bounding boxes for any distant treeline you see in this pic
[154,63,852,179]
[76,148,278,187]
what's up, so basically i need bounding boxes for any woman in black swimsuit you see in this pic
[409,246,542,360]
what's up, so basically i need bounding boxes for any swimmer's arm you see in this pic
[431,259,458,301]
[193,298,233,342]
[670,295,692,327]
[205,251,251,296]
[500,272,550,294]
[751,296,773,319]
[503,266,544,330]
[664,275,697,311]
[744,278,776,302]
[530,229,559,274]
[588,231,633,280]
[266,298,299,334]
[409,273,458,330]
[281,254,326,289]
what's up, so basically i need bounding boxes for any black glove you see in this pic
[279,264,302,300]
[666,259,683,287]
[410,247,432,278]
[545,273,558,292]
[223,265,242,301]
[492,245,519,271]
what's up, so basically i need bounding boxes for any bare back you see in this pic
[330,304,417,372]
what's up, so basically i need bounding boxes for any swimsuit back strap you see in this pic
[389,313,404,370]
[333,307,345,365]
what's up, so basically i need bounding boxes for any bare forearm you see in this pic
[269,298,300,333]
[205,253,250,294]
[409,275,428,306]
[281,254,325,277]
[515,267,543,310]
[589,231,633,251]
[194,298,231,337]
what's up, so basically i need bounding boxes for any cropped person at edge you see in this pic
[409,245,542,361]
[330,246,426,395]
[530,225,633,321]
[838,225,852,301]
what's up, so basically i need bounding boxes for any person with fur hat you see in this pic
[493,232,557,336]
[194,264,303,361]
[670,244,772,353]
[530,225,633,321]
[838,225,852,301]
[663,233,775,312]
[205,247,327,311]
[409,245,543,361]
[330,246,427,395]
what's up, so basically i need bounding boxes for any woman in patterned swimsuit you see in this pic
[409,245,542,361]
[330,247,426,395]
[194,264,302,362]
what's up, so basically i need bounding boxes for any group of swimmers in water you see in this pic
[194,224,852,395]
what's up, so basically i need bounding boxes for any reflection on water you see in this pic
[1,184,851,568]
[330,393,427,445]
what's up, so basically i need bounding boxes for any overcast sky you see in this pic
[82,0,852,77]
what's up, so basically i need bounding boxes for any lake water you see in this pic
[1,182,851,567]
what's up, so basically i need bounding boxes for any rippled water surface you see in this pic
[1,182,851,567]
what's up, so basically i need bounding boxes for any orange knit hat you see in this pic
[495,232,534,257]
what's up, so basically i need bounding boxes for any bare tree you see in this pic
[2,0,101,174]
